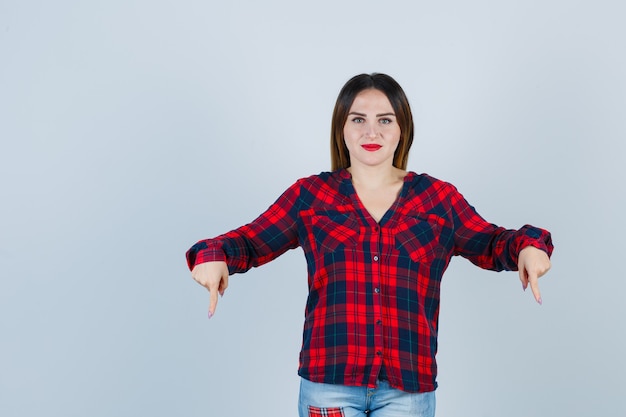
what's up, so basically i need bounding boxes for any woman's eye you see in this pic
[352,117,365,123]
[379,118,392,125]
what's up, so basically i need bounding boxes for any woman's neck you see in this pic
[347,164,406,189]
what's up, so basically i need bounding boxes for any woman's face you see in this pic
[343,89,401,170]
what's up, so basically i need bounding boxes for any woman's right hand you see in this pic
[191,261,229,318]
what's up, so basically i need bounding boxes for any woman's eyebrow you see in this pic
[347,112,396,117]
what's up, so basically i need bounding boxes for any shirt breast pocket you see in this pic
[394,213,446,263]
[311,213,359,254]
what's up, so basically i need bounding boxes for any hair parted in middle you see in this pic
[330,73,414,171]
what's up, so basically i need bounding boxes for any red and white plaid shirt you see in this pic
[186,169,553,392]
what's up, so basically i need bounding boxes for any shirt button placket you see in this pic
[371,225,384,385]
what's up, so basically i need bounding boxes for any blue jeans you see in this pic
[298,378,436,417]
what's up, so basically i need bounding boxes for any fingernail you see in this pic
[208,311,214,319]
[537,297,543,305]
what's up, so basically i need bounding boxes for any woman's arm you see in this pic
[448,184,554,303]
[186,179,302,272]
[185,179,303,316]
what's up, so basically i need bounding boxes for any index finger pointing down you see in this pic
[528,273,543,305]
[208,287,219,319]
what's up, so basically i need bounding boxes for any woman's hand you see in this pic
[518,246,551,305]
[191,261,229,318]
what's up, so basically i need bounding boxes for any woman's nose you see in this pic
[365,122,378,137]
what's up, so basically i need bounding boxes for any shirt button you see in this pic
[376,351,382,356]
[376,320,382,325]
[374,287,380,294]
[373,255,379,261]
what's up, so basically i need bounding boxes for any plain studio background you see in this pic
[1,1,624,416]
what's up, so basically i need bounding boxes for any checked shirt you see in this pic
[186,169,553,393]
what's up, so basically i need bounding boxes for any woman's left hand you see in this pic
[518,246,552,305]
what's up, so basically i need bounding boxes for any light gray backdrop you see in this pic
[1,1,624,416]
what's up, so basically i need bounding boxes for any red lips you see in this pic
[361,144,382,151]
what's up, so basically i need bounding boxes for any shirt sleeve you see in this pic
[185,179,302,274]
[448,184,554,271]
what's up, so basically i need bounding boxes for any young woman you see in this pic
[186,73,553,417]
